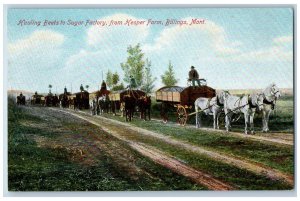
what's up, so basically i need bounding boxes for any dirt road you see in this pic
[51,108,293,186]
[20,106,235,190]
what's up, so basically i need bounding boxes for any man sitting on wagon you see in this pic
[64,86,68,95]
[127,75,137,90]
[188,66,204,88]
[80,84,84,92]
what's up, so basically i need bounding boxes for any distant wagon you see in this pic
[59,92,71,108]
[69,91,89,110]
[31,92,45,105]
[156,86,216,126]
[45,93,59,107]
[16,94,26,105]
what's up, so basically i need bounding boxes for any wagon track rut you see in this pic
[50,108,294,187]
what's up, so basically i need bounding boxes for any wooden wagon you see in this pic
[89,88,110,100]
[155,86,216,126]
[31,93,45,105]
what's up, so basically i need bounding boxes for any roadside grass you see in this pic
[102,113,294,175]
[8,100,206,191]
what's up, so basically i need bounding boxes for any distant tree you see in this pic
[112,72,120,87]
[48,84,52,94]
[161,61,178,86]
[106,70,113,88]
[121,43,145,86]
[112,83,125,91]
[85,85,89,92]
[141,59,157,94]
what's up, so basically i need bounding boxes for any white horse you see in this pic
[261,84,281,132]
[194,91,230,129]
[223,93,264,134]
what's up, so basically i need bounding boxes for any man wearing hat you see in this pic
[188,66,201,87]
[128,75,137,89]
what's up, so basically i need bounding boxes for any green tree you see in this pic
[112,83,125,91]
[141,59,157,94]
[112,72,120,87]
[85,85,89,92]
[48,84,52,94]
[120,43,145,86]
[106,70,113,88]
[161,61,178,86]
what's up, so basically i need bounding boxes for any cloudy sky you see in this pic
[7,8,293,93]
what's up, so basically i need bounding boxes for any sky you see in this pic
[6,8,294,93]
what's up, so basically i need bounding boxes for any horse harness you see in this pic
[262,87,279,110]
[248,95,257,109]
[216,95,224,107]
[263,96,275,110]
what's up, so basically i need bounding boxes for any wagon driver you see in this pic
[80,84,84,92]
[188,66,201,87]
[128,75,137,90]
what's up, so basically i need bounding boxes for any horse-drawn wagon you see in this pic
[109,89,146,121]
[31,92,45,105]
[90,88,111,115]
[45,93,59,107]
[155,86,216,126]
[16,94,26,105]
[68,91,90,110]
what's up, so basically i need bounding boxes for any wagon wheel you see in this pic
[177,105,188,126]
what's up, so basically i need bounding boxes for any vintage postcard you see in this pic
[5,6,294,193]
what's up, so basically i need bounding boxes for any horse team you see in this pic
[90,92,151,122]
[195,84,281,134]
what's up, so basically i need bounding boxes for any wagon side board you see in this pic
[156,86,216,106]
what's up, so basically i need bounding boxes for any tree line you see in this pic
[105,43,178,93]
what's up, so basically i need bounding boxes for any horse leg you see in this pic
[213,111,217,129]
[244,113,249,135]
[216,111,221,130]
[250,112,255,134]
[265,110,271,132]
[262,110,268,132]
[130,109,133,121]
[195,106,200,128]
[225,110,231,132]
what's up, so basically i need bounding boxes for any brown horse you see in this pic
[138,96,151,121]
[123,95,136,122]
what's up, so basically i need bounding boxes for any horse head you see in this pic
[263,83,281,102]
[219,90,230,103]
[271,84,281,100]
